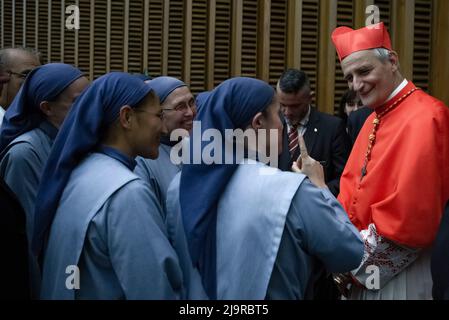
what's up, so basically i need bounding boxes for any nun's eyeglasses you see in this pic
[162,100,196,113]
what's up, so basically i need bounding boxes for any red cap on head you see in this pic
[331,22,392,62]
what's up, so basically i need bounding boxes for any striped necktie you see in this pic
[288,124,299,158]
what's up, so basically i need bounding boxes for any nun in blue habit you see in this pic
[0,63,88,297]
[34,72,207,300]
[134,76,192,215]
[165,77,364,299]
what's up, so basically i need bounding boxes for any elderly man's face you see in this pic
[161,86,196,134]
[341,50,399,109]
[0,50,41,108]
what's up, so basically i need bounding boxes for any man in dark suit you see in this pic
[277,69,351,197]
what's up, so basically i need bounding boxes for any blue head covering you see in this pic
[32,72,154,255]
[134,73,152,82]
[0,63,85,152]
[195,91,211,114]
[180,77,274,298]
[149,76,187,104]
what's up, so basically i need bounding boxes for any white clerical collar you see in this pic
[385,79,408,104]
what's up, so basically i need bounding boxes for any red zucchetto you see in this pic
[331,22,392,62]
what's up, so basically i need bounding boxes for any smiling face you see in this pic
[131,91,165,159]
[161,86,196,133]
[341,49,401,109]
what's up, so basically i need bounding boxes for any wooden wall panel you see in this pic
[0,0,446,106]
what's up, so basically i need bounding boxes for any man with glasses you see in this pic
[0,48,41,123]
[135,76,196,213]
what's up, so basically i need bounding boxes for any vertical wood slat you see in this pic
[14,0,22,47]
[123,0,129,72]
[167,0,184,78]
[25,0,36,48]
[162,0,170,75]
[11,0,14,47]
[206,0,216,90]
[287,0,302,69]
[190,0,208,93]
[47,0,51,61]
[374,0,392,37]
[184,0,193,85]
[61,0,64,61]
[89,0,94,79]
[317,0,337,114]
[269,0,287,86]
[354,0,374,29]
[35,0,38,52]
[391,0,415,81]
[413,0,432,92]
[214,0,232,87]
[75,0,79,67]
[106,0,111,73]
[257,0,271,82]
[241,0,258,78]
[35,0,38,49]
[4,0,13,47]
[231,0,243,76]
[334,0,354,114]
[147,0,164,77]
[300,0,319,105]
[143,0,150,72]
[37,0,48,62]
[22,0,25,47]
[430,0,449,106]
[1,0,3,48]
[77,0,90,75]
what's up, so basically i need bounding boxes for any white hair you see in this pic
[372,48,391,62]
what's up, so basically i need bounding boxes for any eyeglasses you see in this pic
[7,70,30,80]
[162,100,197,113]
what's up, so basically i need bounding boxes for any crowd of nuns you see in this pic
[0,61,448,300]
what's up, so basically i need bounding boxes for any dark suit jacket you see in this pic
[0,177,30,299]
[432,201,449,300]
[279,107,351,196]
[347,107,374,145]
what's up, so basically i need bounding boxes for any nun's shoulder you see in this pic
[116,176,161,205]
[2,139,39,163]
